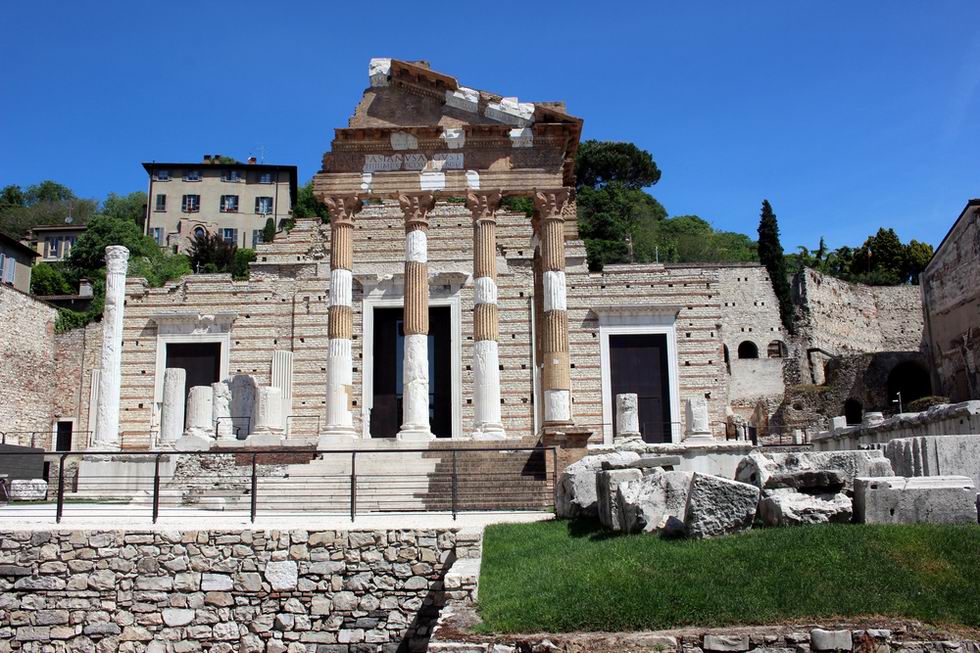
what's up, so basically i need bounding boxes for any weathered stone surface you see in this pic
[811,629,853,651]
[596,468,642,531]
[684,473,760,538]
[854,476,977,524]
[556,451,640,518]
[736,450,893,490]
[765,469,845,493]
[758,490,853,526]
[704,634,751,651]
[618,470,694,535]
[629,455,682,470]
[263,560,298,590]
[161,608,195,627]
[8,479,48,501]
[885,433,980,490]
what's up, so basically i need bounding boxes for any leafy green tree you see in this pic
[25,181,74,205]
[189,231,236,274]
[292,180,328,222]
[101,192,147,226]
[0,181,98,238]
[758,200,795,334]
[905,239,933,283]
[30,262,73,296]
[68,214,159,271]
[232,249,256,280]
[576,140,661,189]
[128,254,192,287]
[577,184,667,269]
[1,185,24,207]
[262,217,276,244]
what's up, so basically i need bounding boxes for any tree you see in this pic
[262,217,276,244]
[68,214,159,271]
[576,140,661,190]
[292,180,328,222]
[232,249,256,280]
[30,262,73,296]
[0,181,98,239]
[1,185,24,207]
[189,231,236,274]
[101,191,147,226]
[25,180,74,205]
[905,239,933,283]
[758,200,795,334]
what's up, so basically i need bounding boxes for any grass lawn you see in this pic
[477,519,980,633]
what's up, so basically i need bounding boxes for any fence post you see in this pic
[349,451,357,522]
[250,453,257,523]
[55,453,67,524]
[451,449,458,521]
[152,453,161,524]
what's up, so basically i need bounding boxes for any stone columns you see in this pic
[533,191,572,427]
[684,397,713,442]
[398,192,436,441]
[248,386,285,447]
[212,381,235,443]
[159,368,186,448]
[615,393,641,442]
[319,195,361,447]
[271,350,294,436]
[92,246,129,450]
[467,191,506,439]
[177,386,214,451]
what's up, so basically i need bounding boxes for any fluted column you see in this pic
[467,191,506,438]
[533,190,572,427]
[319,194,361,446]
[397,192,436,441]
[92,246,129,450]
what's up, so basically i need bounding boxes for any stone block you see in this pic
[556,451,640,518]
[201,573,233,591]
[758,490,852,526]
[704,634,751,651]
[9,479,47,501]
[811,629,852,651]
[596,468,642,531]
[264,561,298,590]
[736,450,892,491]
[618,470,693,535]
[765,470,845,493]
[853,476,977,524]
[629,455,682,470]
[684,473,760,539]
[161,608,195,627]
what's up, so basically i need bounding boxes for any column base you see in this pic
[396,427,435,442]
[317,427,358,450]
[244,431,285,448]
[472,424,507,440]
[174,434,212,452]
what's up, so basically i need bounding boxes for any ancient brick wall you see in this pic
[51,321,102,447]
[0,285,57,443]
[0,527,481,652]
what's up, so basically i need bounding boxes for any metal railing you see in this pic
[0,445,557,524]
[0,431,94,450]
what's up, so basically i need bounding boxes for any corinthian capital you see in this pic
[104,246,130,274]
[398,193,436,230]
[532,189,570,219]
[465,191,502,222]
[322,194,362,226]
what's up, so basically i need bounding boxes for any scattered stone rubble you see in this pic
[854,476,978,524]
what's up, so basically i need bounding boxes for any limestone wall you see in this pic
[921,202,980,402]
[0,285,57,443]
[794,268,923,356]
[0,527,481,652]
[52,321,103,446]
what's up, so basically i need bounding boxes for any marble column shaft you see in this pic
[467,191,505,438]
[322,195,361,439]
[93,246,130,450]
[534,190,572,425]
[398,193,436,440]
[159,368,186,448]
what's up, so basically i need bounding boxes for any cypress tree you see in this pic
[262,217,276,244]
[757,200,795,334]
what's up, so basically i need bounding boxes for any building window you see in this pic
[252,230,264,247]
[150,227,164,245]
[184,170,201,182]
[155,194,166,212]
[44,237,61,259]
[221,228,238,244]
[155,170,170,181]
[3,255,14,284]
[182,195,201,213]
[222,169,243,182]
[737,341,759,359]
[63,237,77,257]
[0,254,6,284]
[767,340,787,358]
[255,197,273,214]
[192,227,207,241]
[220,195,239,212]
[258,172,273,184]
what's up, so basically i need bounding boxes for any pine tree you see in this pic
[757,200,795,334]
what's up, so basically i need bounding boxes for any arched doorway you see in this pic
[887,361,931,409]
[737,341,759,359]
[844,398,863,425]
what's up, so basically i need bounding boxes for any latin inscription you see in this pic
[363,153,464,173]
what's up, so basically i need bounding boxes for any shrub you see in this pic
[907,395,949,413]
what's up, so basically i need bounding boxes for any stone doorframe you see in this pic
[358,274,464,439]
[593,305,683,445]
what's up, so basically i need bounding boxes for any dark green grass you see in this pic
[476,520,980,633]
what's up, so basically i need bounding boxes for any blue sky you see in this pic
[2,1,978,250]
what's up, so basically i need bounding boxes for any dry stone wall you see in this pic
[0,527,481,652]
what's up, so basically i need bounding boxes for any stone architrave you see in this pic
[684,397,713,442]
[212,381,235,443]
[853,475,976,524]
[319,195,361,446]
[158,368,186,449]
[615,393,641,442]
[271,350,294,436]
[176,386,214,451]
[397,193,437,441]
[91,246,129,450]
[245,387,285,447]
[467,191,506,439]
[229,374,258,440]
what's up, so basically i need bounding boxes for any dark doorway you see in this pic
[609,333,672,443]
[165,342,221,413]
[844,398,863,425]
[886,361,931,409]
[737,341,759,359]
[371,307,453,438]
[55,421,72,451]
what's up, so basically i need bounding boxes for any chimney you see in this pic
[78,278,93,298]
[203,154,212,163]
[247,156,257,165]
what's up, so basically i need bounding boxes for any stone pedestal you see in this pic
[212,381,235,443]
[271,350,294,436]
[615,393,642,442]
[176,386,214,451]
[246,386,285,447]
[158,368,186,449]
[684,397,714,443]
[229,374,258,440]
[92,246,129,450]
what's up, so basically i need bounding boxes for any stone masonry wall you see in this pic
[52,321,103,447]
[0,285,57,443]
[0,527,481,653]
